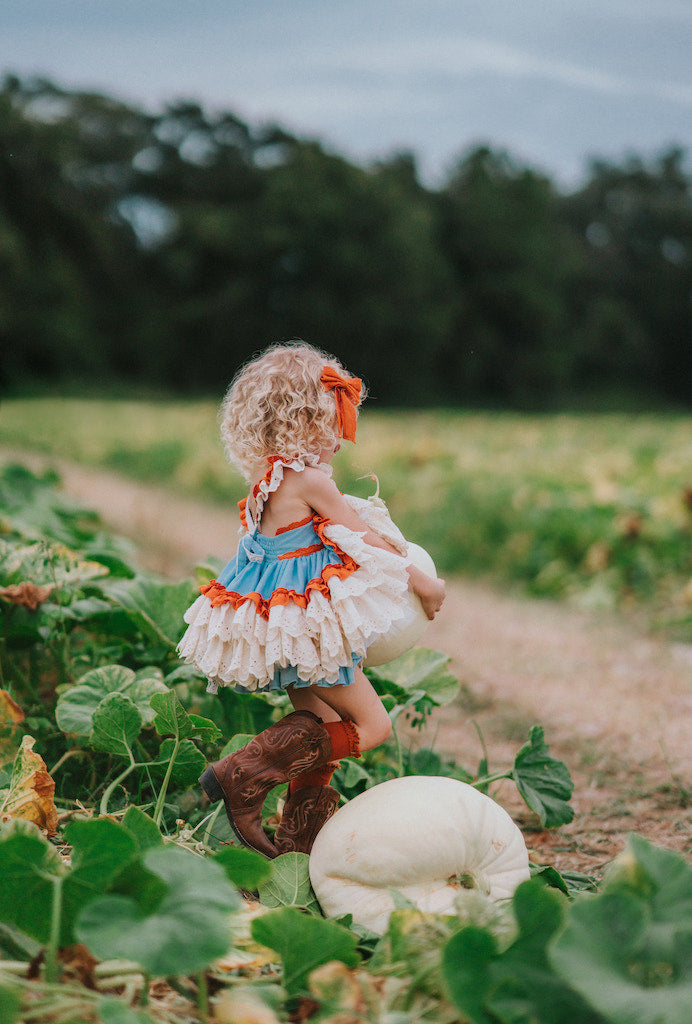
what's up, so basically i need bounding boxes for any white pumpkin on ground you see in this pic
[363,542,437,667]
[309,776,530,935]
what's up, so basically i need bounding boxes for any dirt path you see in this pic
[5,449,691,873]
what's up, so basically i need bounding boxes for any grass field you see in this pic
[1,397,691,621]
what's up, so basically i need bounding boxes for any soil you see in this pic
[6,449,691,878]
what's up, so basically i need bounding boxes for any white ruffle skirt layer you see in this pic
[177,495,411,693]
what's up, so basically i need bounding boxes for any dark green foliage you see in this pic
[251,906,360,995]
[0,464,686,1024]
[213,845,272,891]
[440,838,692,1024]
[551,837,692,1024]
[443,879,605,1024]
[0,817,239,980]
[0,462,574,838]
[512,726,574,828]
[1,76,690,407]
[75,846,239,977]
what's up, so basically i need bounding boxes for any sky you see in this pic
[2,0,692,188]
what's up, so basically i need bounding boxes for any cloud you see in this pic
[312,33,692,108]
[1,0,690,187]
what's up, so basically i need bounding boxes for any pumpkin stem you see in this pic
[447,872,476,890]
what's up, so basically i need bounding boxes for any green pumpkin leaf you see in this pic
[530,863,597,898]
[108,860,168,917]
[0,983,21,1024]
[442,926,498,1024]
[65,818,139,892]
[149,738,207,787]
[332,758,371,790]
[606,833,692,919]
[121,806,164,853]
[214,846,273,892]
[512,725,574,827]
[150,690,193,739]
[217,687,276,736]
[126,668,167,717]
[90,692,142,757]
[550,838,692,1024]
[187,713,223,743]
[150,692,220,745]
[0,821,65,945]
[0,818,142,948]
[56,665,132,736]
[251,906,359,995]
[373,647,459,706]
[56,664,167,736]
[104,577,197,648]
[75,845,239,977]
[219,733,254,757]
[61,819,140,945]
[258,852,319,913]
[98,997,154,1024]
[443,878,603,1024]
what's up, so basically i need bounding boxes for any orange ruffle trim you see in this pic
[252,456,283,502]
[278,542,323,560]
[239,456,316,536]
[238,497,248,531]
[200,515,359,620]
[238,458,282,532]
[276,514,314,535]
[238,503,314,538]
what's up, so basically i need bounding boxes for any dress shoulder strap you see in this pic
[243,454,323,533]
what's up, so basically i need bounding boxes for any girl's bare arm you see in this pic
[300,468,446,619]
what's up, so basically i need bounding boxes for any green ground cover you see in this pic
[1,462,690,1024]
[1,398,691,622]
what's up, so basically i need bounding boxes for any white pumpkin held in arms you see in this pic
[364,542,438,666]
[339,484,439,665]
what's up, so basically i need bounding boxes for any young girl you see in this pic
[178,342,446,858]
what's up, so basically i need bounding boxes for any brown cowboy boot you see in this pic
[274,784,341,855]
[199,710,332,858]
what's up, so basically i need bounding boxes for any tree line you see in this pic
[1,75,690,407]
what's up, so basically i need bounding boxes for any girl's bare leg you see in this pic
[288,667,391,752]
[287,686,341,724]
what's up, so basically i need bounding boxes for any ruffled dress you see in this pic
[177,455,412,694]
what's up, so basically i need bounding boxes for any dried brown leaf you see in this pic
[0,735,59,836]
[0,581,55,610]
[0,689,24,726]
[58,943,99,988]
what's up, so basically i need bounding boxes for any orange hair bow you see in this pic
[320,366,362,442]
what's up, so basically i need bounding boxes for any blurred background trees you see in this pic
[1,75,690,407]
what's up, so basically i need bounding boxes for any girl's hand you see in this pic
[408,566,446,620]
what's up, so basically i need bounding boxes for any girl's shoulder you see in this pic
[248,457,336,525]
[285,464,338,497]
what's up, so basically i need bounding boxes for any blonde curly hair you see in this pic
[220,342,366,481]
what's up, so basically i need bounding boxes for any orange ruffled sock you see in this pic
[289,719,361,795]
[325,718,361,760]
